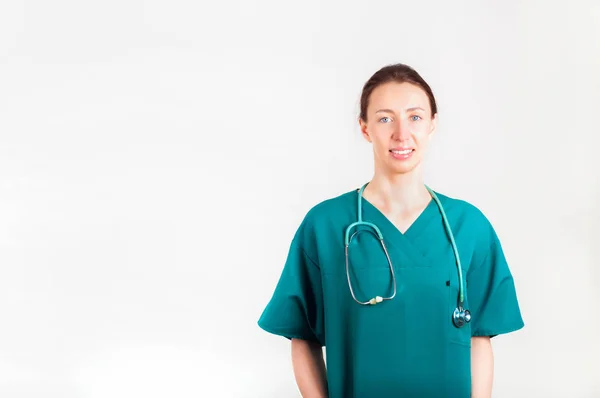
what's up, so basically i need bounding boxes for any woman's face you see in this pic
[359,81,437,176]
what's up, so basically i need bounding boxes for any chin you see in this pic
[387,160,420,175]
[391,166,418,175]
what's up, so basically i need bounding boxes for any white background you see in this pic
[1,0,599,397]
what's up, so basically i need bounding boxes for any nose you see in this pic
[391,117,411,141]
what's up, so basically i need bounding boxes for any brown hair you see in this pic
[359,63,437,122]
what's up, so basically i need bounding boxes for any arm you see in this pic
[291,338,328,398]
[471,336,494,398]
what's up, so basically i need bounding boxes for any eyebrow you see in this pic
[375,107,425,113]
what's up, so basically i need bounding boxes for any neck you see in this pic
[363,168,430,211]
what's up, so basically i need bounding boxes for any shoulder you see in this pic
[291,188,355,247]
[297,189,354,229]
[434,191,494,227]
[432,190,501,247]
[433,191,509,275]
[305,189,355,220]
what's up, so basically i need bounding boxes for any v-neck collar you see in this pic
[356,188,441,267]
[358,189,439,238]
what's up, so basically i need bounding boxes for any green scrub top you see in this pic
[258,188,524,398]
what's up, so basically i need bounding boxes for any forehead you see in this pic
[368,81,430,113]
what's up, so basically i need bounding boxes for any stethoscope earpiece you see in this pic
[452,307,471,328]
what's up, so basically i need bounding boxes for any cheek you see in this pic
[413,123,433,141]
[412,121,431,133]
[373,135,391,150]
[366,127,384,143]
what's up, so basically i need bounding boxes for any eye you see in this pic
[379,117,392,123]
[411,115,422,121]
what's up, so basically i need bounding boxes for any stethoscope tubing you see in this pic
[344,183,471,328]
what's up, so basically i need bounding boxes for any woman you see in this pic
[257,63,524,398]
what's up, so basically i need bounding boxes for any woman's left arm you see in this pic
[471,336,494,398]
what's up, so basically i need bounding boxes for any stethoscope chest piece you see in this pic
[452,307,471,328]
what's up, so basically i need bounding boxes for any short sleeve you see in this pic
[467,224,524,338]
[257,236,325,346]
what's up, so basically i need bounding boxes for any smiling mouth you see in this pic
[390,149,414,155]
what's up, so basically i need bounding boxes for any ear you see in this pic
[428,113,438,139]
[359,118,372,143]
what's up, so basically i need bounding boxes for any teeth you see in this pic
[392,149,412,155]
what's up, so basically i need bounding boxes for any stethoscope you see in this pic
[344,183,471,328]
